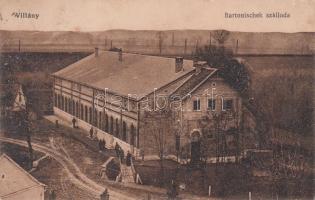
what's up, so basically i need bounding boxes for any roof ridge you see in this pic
[98,50,193,61]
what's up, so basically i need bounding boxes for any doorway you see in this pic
[190,130,201,165]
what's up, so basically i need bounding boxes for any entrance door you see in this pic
[191,131,201,164]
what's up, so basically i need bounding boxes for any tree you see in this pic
[212,30,230,46]
[198,110,240,164]
[269,142,310,198]
[195,30,250,97]
[18,109,34,169]
[142,109,174,186]
[156,31,167,55]
[196,45,249,96]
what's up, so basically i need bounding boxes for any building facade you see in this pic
[52,50,244,161]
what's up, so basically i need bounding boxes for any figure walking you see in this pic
[72,117,76,128]
[126,151,132,166]
[90,126,94,138]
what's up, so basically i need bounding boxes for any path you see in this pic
[0,136,136,200]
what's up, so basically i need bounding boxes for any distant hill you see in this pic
[0,30,314,55]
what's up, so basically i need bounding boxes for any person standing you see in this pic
[167,180,178,200]
[120,148,125,163]
[89,127,94,138]
[72,117,76,128]
[115,143,120,157]
[126,151,132,166]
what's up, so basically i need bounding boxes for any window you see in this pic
[208,99,216,110]
[122,121,127,142]
[115,118,120,137]
[89,107,92,124]
[54,94,57,106]
[76,102,79,117]
[84,106,88,122]
[223,99,233,111]
[104,114,108,132]
[109,116,113,134]
[98,111,102,129]
[130,124,135,145]
[61,96,64,110]
[80,104,83,119]
[193,99,200,111]
[65,98,68,112]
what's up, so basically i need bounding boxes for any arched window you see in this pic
[84,105,88,122]
[122,121,127,142]
[104,113,108,132]
[115,118,120,137]
[72,100,75,115]
[89,107,92,124]
[56,94,59,108]
[98,111,102,129]
[69,100,73,115]
[68,99,71,114]
[76,102,79,117]
[130,124,135,145]
[54,93,57,107]
[80,104,83,119]
[94,108,97,126]
[61,96,65,110]
[65,98,68,112]
[58,95,61,109]
[109,116,113,134]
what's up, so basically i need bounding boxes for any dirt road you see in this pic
[0,136,136,200]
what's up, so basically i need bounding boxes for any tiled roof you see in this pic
[53,51,194,99]
[0,154,45,198]
[172,67,217,98]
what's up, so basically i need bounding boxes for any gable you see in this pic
[191,77,240,98]
[0,154,45,198]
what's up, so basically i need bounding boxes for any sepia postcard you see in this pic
[0,0,314,199]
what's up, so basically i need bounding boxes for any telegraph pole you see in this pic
[235,39,239,54]
[195,39,199,53]
[184,38,187,55]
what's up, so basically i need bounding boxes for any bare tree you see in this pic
[18,109,34,169]
[156,31,167,55]
[213,30,230,46]
[198,110,239,164]
[142,110,174,186]
[269,142,309,198]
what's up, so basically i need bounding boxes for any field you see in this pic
[244,55,314,135]
[1,30,314,55]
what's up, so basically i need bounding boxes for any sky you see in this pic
[0,0,314,32]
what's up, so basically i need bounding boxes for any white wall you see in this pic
[2,186,44,200]
[54,107,140,156]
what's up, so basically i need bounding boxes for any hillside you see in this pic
[1,30,314,55]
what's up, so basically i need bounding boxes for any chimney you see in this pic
[95,47,99,57]
[118,48,122,62]
[175,57,184,73]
